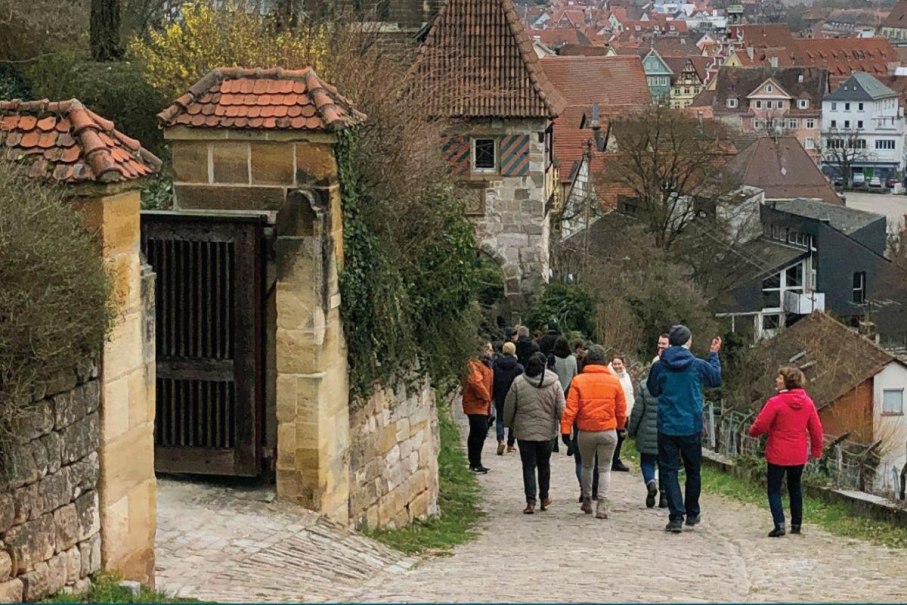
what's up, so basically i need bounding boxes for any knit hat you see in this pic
[668,324,692,347]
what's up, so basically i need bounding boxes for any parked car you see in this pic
[886,177,899,188]
[868,175,883,189]
[852,172,866,188]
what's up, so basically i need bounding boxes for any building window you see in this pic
[762,273,781,308]
[785,263,804,289]
[849,139,867,149]
[845,102,851,111]
[831,120,837,128]
[806,119,816,129]
[853,271,866,304]
[844,120,851,129]
[876,139,896,150]
[787,119,799,129]
[799,99,809,109]
[727,97,738,108]
[805,138,815,149]
[832,102,837,110]
[858,102,865,111]
[883,389,904,415]
[767,84,774,92]
[753,119,762,129]
[857,120,864,129]
[756,100,763,109]
[762,314,782,331]
[472,138,497,172]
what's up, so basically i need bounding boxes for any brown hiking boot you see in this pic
[506,445,516,453]
[496,441,505,456]
[523,501,535,515]
[540,497,552,511]
[581,497,593,514]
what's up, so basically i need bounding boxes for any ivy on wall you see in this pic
[336,130,483,401]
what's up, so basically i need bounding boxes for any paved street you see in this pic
[156,411,907,603]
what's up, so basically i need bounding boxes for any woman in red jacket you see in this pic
[748,367,824,537]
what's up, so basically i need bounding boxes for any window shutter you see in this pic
[442,136,470,177]
[500,134,530,176]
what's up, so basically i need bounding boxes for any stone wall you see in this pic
[349,380,440,529]
[461,118,552,312]
[0,371,102,603]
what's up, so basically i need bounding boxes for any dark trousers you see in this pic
[518,439,554,503]
[493,402,515,445]
[612,429,625,466]
[466,414,489,468]
[658,432,702,522]
[767,463,804,528]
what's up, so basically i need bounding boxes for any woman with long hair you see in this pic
[748,366,824,537]
[504,352,566,514]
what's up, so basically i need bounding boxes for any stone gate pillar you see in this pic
[159,67,365,523]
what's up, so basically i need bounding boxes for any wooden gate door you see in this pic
[141,212,266,477]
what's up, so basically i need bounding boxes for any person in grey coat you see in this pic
[504,352,566,515]
[627,374,667,509]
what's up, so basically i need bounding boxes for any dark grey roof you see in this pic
[767,198,885,235]
[737,237,809,282]
[711,67,828,116]
[825,72,898,102]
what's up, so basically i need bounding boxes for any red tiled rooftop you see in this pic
[541,55,651,108]
[0,99,161,184]
[158,67,366,131]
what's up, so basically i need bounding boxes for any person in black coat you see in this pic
[515,325,540,367]
[493,342,524,455]
[538,322,562,359]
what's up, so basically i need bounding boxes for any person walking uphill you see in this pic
[493,342,524,455]
[560,345,626,519]
[504,352,565,514]
[647,325,722,533]
[463,343,495,474]
[608,354,634,472]
[748,367,824,537]
[515,325,540,367]
[628,370,666,509]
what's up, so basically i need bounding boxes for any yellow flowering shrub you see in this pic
[129,2,328,97]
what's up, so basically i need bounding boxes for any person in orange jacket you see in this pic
[463,342,495,473]
[560,345,626,519]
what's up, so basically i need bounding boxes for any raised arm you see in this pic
[698,352,722,388]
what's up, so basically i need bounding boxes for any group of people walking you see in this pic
[463,323,826,537]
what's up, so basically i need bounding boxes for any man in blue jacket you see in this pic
[647,325,722,533]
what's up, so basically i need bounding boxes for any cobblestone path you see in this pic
[157,411,907,603]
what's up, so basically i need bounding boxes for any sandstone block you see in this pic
[0,492,14,534]
[171,141,209,183]
[294,143,337,183]
[0,550,11,582]
[12,482,40,524]
[45,552,66,595]
[77,541,91,578]
[175,184,287,212]
[61,413,99,465]
[0,578,23,604]
[74,492,99,543]
[41,470,72,514]
[20,561,49,601]
[54,504,79,552]
[61,546,80,583]
[251,142,294,185]
[395,419,410,442]
[212,142,250,184]
[5,514,55,573]
[65,452,99,499]
[40,431,63,475]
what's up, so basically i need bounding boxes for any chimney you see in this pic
[591,102,604,151]
[747,46,754,60]
[769,56,779,67]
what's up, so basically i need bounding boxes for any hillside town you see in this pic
[3,0,907,603]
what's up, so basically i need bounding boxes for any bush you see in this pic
[0,66,31,100]
[25,52,168,156]
[0,161,113,434]
[523,282,596,337]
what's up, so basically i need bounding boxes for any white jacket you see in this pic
[608,363,635,420]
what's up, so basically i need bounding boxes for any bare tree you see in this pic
[821,127,871,188]
[601,103,743,250]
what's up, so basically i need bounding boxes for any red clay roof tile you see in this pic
[159,67,364,132]
[0,99,161,185]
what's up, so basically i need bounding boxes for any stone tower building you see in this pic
[415,0,566,313]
